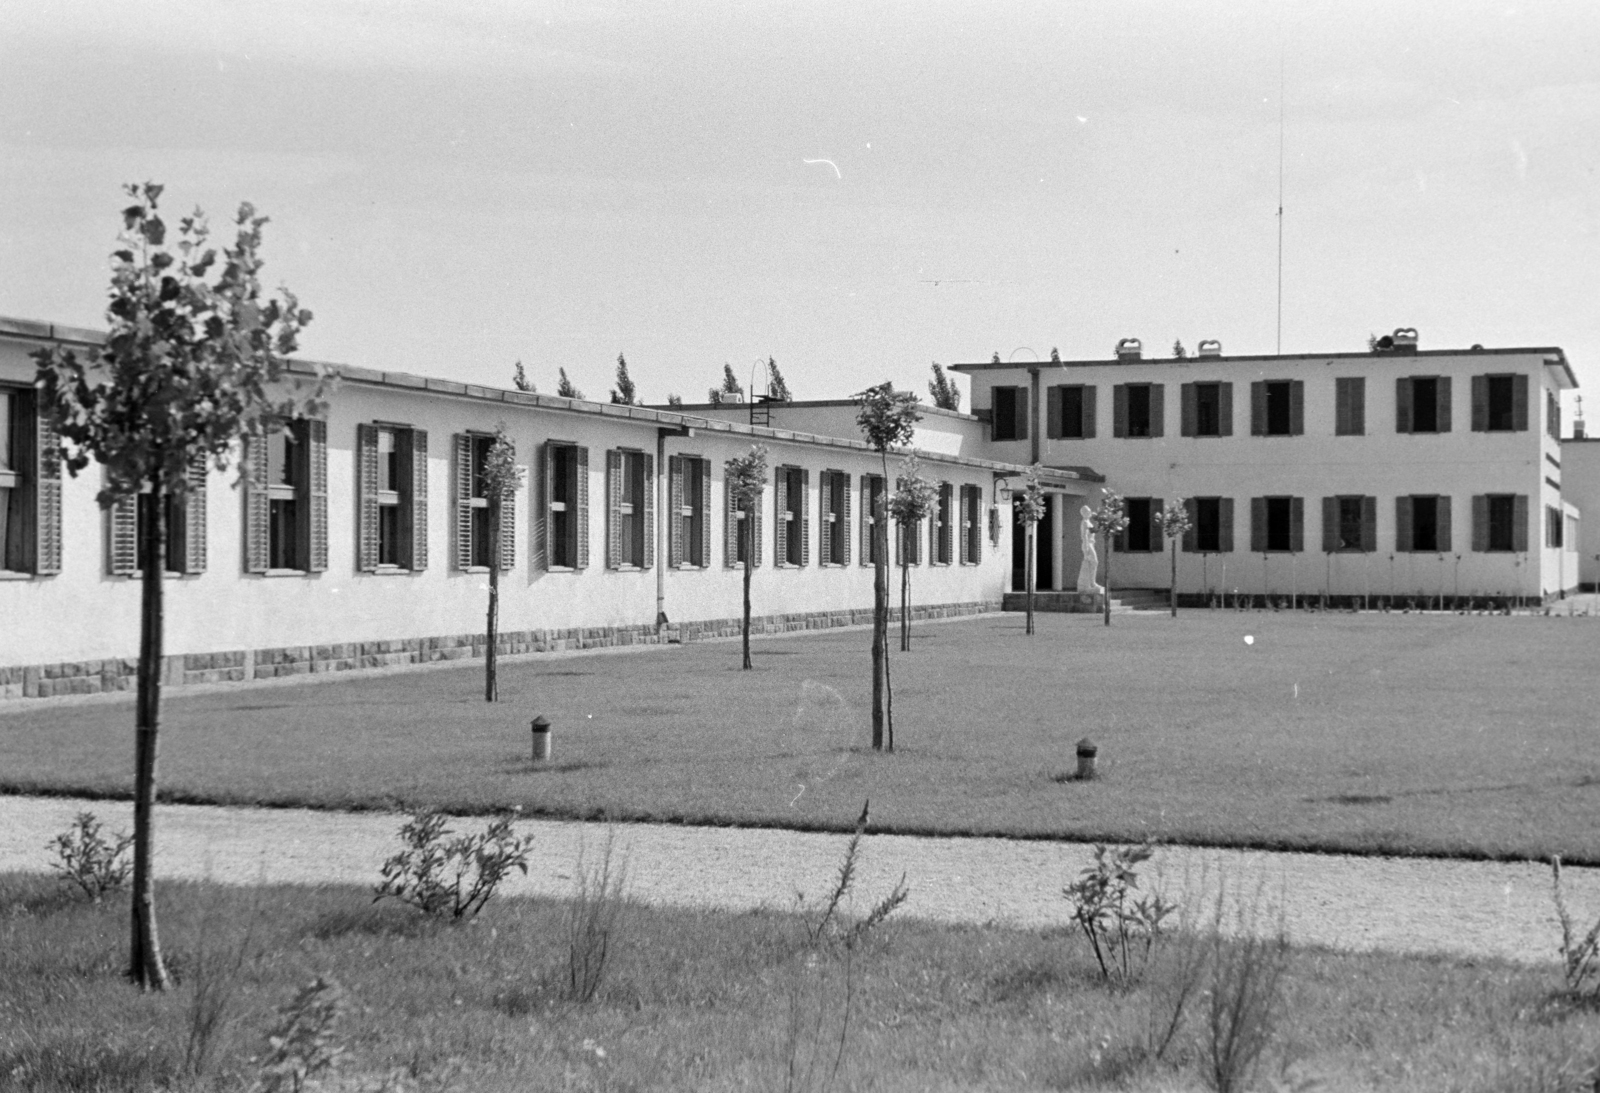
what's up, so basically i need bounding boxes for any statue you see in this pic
[1076,505,1103,594]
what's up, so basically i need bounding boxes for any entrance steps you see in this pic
[1001,589,1167,614]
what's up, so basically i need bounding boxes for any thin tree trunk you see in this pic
[1171,539,1178,617]
[742,503,753,670]
[1102,530,1112,627]
[1025,521,1036,635]
[871,456,892,752]
[899,550,909,652]
[485,499,500,701]
[131,481,171,991]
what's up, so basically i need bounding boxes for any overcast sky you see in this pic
[2,1,1596,409]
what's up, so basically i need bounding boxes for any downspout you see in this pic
[1029,365,1041,467]
[657,423,694,632]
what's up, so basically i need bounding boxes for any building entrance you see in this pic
[1010,497,1055,592]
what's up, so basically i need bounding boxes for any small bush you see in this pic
[252,976,349,1093]
[48,811,132,903]
[1063,842,1176,988]
[373,808,532,919]
[565,829,630,1003]
[1551,856,1600,1004]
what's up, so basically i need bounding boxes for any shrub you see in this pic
[48,810,133,902]
[1551,856,1600,1003]
[1063,842,1176,988]
[565,829,630,1003]
[251,976,349,1093]
[373,809,532,919]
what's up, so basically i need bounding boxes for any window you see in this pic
[1118,497,1159,552]
[1114,383,1164,438]
[860,474,885,566]
[1395,495,1452,553]
[545,442,589,570]
[1473,374,1526,432]
[109,466,206,577]
[358,424,427,572]
[1250,380,1304,436]
[991,386,1029,442]
[726,471,763,568]
[1548,504,1563,548]
[1335,377,1366,436]
[1250,496,1303,552]
[959,484,982,564]
[1474,494,1524,553]
[246,419,327,574]
[775,465,808,567]
[819,469,850,566]
[452,432,514,571]
[1397,376,1452,434]
[932,482,953,565]
[1548,390,1561,440]
[1047,385,1095,439]
[0,385,61,575]
[607,449,651,569]
[1181,382,1232,437]
[1321,495,1374,552]
[668,455,709,568]
[1183,497,1233,553]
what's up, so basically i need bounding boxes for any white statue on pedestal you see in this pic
[1076,505,1103,594]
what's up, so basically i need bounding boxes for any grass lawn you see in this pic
[4,611,1599,862]
[3,870,1596,1093]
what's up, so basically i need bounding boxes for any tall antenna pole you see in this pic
[1276,48,1285,355]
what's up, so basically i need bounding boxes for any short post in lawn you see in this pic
[1075,737,1098,781]
[531,716,552,762]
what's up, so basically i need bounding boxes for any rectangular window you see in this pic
[861,475,885,565]
[1477,375,1522,431]
[376,428,400,565]
[960,484,982,564]
[137,493,185,574]
[358,423,426,572]
[268,423,305,570]
[1398,376,1452,434]
[1548,390,1561,440]
[1335,377,1366,436]
[777,465,807,567]
[1411,495,1439,552]
[991,386,1028,442]
[1048,385,1094,439]
[727,470,763,569]
[1412,378,1439,433]
[1194,383,1221,436]
[1251,380,1304,437]
[1265,381,1293,435]
[1265,496,1292,551]
[1194,497,1221,552]
[1251,496,1303,552]
[609,449,648,569]
[1060,385,1083,438]
[1396,495,1452,553]
[1123,497,1155,551]
[1337,497,1364,551]
[820,470,849,566]
[246,419,326,575]
[1126,385,1151,437]
[0,387,29,573]
[1114,383,1164,438]
[1548,504,1563,548]
[933,482,953,565]
[682,456,707,567]
[547,442,588,570]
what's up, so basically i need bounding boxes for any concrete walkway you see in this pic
[4,794,1597,968]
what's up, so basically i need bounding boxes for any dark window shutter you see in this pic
[109,494,138,576]
[940,483,953,563]
[1016,387,1029,441]
[1513,374,1529,431]
[1395,496,1413,553]
[1149,497,1164,550]
[818,471,832,566]
[1471,376,1488,431]
[306,419,328,572]
[606,449,623,569]
[1289,381,1304,436]
[838,472,851,566]
[1437,494,1452,553]
[668,456,684,568]
[1047,387,1063,439]
[774,467,789,566]
[1082,386,1097,438]
[1182,497,1199,553]
[1322,496,1337,553]
[408,430,428,571]
[1513,494,1529,552]
[537,443,552,571]
[1180,383,1196,437]
[753,489,764,567]
[453,433,473,570]
[574,446,590,569]
[959,485,971,564]
[1219,498,1235,553]
[1472,495,1488,551]
[1250,497,1266,553]
[25,395,62,575]
[1436,376,1452,433]
[1396,378,1413,434]
[498,441,517,572]
[1290,496,1304,552]
[1113,384,1128,438]
[799,469,810,567]
[1250,381,1266,436]
[1361,496,1377,553]
[357,423,379,572]
[183,459,207,574]
[1218,382,1233,436]
[1350,378,1365,435]
[244,434,270,573]
[1150,384,1165,438]
[1335,380,1351,436]
[698,458,712,567]
[640,452,654,570]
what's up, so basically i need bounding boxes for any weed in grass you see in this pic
[251,975,351,1093]
[47,810,132,903]
[1203,884,1292,1093]
[1552,856,1600,1005]
[179,879,261,1081]
[564,828,630,1004]
[1141,867,1214,1066]
[373,809,532,920]
[1063,842,1176,989]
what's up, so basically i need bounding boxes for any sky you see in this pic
[2,1,1597,411]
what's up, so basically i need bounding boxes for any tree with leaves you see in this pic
[1014,467,1047,636]
[1172,340,1187,359]
[709,363,744,405]
[724,445,768,669]
[666,393,683,407]
[512,361,534,393]
[888,456,938,652]
[927,362,961,412]
[557,368,584,400]
[1156,499,1193,618]
[1086,492,1130,627]
[610,353,638,405]
[855,382,921,751]
[481,425,524,701]
[766,357,792,402]
[33,182,318,990]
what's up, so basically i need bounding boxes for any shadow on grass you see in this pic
[501,759,610,775]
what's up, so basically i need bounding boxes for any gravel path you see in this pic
[4,794,1596,967]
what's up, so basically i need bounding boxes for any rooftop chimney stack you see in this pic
[1197,339,1222,359]
[1115,337,1142,361]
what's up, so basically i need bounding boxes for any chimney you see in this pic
[1115,337,1142,361]
[1197,339,1222,359]
[1391,327,1419,354]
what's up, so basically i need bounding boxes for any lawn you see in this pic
[3,870,1596,1093]
[4,611,1600,863]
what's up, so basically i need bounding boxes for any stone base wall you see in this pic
[0,600,998,700]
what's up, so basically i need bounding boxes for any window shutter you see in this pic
[641,452,655,570]
[1436,376,1452,433]
[725,474,740,568]
[1360,496,1377,552]
[26,396,63,575]
[306,419,328,572]
[971,486,983,563]
[1113,385,1128,438]
[498,443,517,572]
[940,483,953,563]
[1219,498,1235,553]
[1250,381,1266,436]
[453,433,473,570]
[1250,497,1266,553]
[1046,387,1063,439]
[536,443,552,571]
[859,478,872,566]
[958,485,970,564]
[109,494,138,576]
[1289,381,1304,436]
[1150,384,1165,438]
[574,446,590,569]
[1512,374,1529,431]
[1472,495,1488,551]
[1335,380,1350,436]
[244,434,270,573]
[838,472,851,566]
[799,469,810,567]
[1513,495,1529,552]
[1396,378,1413,434]
[1182,497,1199,553]
[1437,495,1452,553]
[774,467,789,566]
[183,459,207,574]
[1336,377,1366,436]
[1148,497,1164,550]
[1395,496,1413,553]
[1016,387,1030,441]
[698,458,712,567]
[818,471,832,566]
[1322,497,1337,553]
[1082,386,1097,438]
[1471,376,1488,431]
[1290,496,1303,553]
[357,423,379,573]
[1180,383,1196,437]
[606,449,623,569]
[753,490,764,567]
[409,430,428,571]
[668,456,684,568]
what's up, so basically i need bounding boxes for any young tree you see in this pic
[855,382,921,751]
[1156,499,1193,617]
[766,357,792,402]
[724,445,769,669]
[1086,493,1130,627]
[709,363,744,405]
[32,182,317,990]
[511,360,534,393]
[1172,340,1188,359]
[1014,467,1047,636]
[481,425,524,701]
[888,456,938,652]
[927,362,962,412]
[557,368,584,400]
[666,393,683,407]
[610,353,638,405]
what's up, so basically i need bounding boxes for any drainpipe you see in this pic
[657,423,694,632]
[1029,366,1041,466]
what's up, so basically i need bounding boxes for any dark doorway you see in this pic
[1011,496,1055,592]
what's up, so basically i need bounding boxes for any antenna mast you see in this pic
[1276,50,1285,355]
